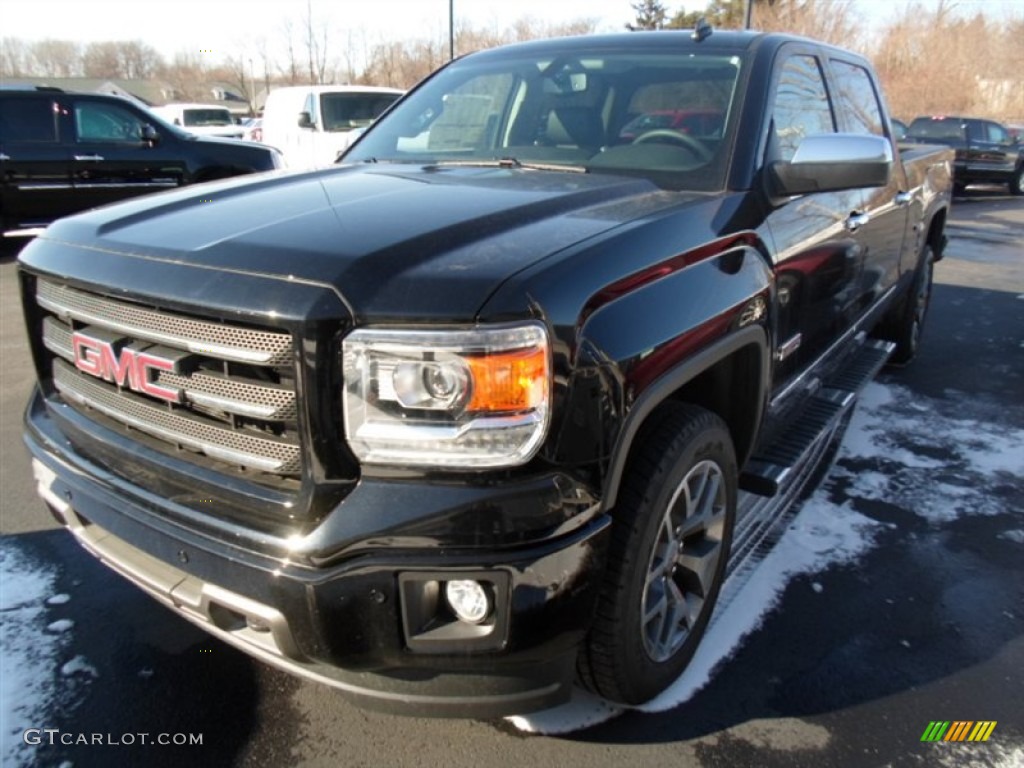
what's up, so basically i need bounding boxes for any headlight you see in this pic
[342,323,550,467]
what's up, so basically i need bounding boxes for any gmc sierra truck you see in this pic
[19,31,952,717]
[0,88,283,237]
[906,115,1024,196]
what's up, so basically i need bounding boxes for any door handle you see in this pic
[844,211,871,232]
[74,154,104,161]
[894,191,913,206]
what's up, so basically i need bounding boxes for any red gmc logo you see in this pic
[71,332,182,403]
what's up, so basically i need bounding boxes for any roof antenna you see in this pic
[692,17,713,42]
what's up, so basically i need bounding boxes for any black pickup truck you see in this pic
[18,31,952,717]
[0,88,283,237]
[906,115,1024,195]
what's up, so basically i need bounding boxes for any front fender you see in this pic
[601,325,769,508]
[552,244,773,505]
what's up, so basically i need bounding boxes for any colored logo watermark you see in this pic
[921,721,997,742]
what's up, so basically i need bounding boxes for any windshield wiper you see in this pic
[427,157,587,173]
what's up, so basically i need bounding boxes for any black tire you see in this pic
[578,403,736,705]
[1011,165,1024,197]
[885,244,935,366]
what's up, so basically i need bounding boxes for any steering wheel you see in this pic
[631,129,712,162]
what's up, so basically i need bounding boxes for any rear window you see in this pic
[183,109,233,127]
[319,93,402,132]
[908,118,964,140]
[0,97,59,142]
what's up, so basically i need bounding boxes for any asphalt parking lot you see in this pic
[1,189,1021,768]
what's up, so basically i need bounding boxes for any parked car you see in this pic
[151,103,245,139]
[261,85,403,168]
[0,88,283,236]
[891,118,908,140]
[906,115,1023,195]
[18,31,951,717]
[242,117,262,142]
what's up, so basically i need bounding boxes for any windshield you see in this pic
[907,118,964,140]
[346,48,743,191]
[321,93,402,132]
[183,109,233,127]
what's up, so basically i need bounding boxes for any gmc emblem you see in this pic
[71,332,182,403]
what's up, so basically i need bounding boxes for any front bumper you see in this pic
[25,388,611,718]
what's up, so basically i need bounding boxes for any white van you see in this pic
[151,103,244,139]
[261,85,404,169]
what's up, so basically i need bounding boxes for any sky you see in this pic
[2,0,1022,69]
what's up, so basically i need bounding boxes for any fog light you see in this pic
[445,580,491,624]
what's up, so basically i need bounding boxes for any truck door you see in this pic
[0,95,74,231]
[827,57,910,312]
[762,51,864,393]
[67,97,183,209]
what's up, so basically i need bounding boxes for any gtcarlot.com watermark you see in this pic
[23,728,203,746]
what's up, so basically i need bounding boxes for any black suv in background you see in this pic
[0,88,283,235]
[906,115,1024,195]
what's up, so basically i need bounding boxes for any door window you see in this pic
[981,122,1010,144]
[829,60,885,136]
[770,55,835,162]
[0,97,59,142]
[74,102,148,143]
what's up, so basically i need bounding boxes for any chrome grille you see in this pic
[37,279,300,480]
[38,280,292,365]
[54,362,301,474]
[43,318,297,421]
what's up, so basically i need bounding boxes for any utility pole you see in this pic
[307,0,315,85]
[744,0,754,29]
[449,0,455,61]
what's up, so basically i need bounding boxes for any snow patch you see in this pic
[0,541,65,766]
[60,656,98,679]
[914,742,1024,768]
[46,619,74,633]
[512,496,883,733]
[998,529,1024,545]
[509,381,1024,734]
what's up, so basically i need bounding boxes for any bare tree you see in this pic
[872,2,1023,121]
[360,17,600,89]
[82,41,122,78]
[28,39,83,77]
[303,0,329,84]
[159,50,211,102]
[222,54,257,114]
[0,37,31,77]
[80,40,161,79]
[279,19,302,85]
[119,41,162,79]
[751,0,860,47]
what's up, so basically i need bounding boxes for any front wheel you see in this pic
[578,403,736,705]
[1011,165,1024,197]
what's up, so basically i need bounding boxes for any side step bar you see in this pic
[739,338,894,496]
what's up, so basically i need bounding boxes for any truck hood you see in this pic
[42,163,691,320]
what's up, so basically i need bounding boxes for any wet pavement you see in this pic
[1,190,1021,767]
